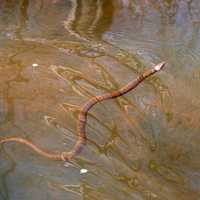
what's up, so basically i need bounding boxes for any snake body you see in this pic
[0,62,166,161]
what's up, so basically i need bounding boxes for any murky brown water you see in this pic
[0,0,200,199]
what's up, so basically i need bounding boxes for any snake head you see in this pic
[154,62,166,71]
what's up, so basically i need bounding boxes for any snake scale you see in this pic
[0,62,166,162]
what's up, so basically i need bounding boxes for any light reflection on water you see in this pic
[0,1,200,199]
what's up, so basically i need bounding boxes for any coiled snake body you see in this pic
[0,62,166,161]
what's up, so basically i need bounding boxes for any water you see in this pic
[0,0,199,199]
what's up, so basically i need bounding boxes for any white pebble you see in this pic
[32,63,39,67]
[80,168,88,174]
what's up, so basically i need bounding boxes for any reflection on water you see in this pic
[0,0,200,199]
[64,0,114,40]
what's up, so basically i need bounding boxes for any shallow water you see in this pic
[0,0,199,199]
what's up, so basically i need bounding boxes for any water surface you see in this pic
[0,1,199,199]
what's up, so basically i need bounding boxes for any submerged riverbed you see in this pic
[0,1,199,199]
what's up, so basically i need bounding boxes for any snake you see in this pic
[0,62,166,162]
